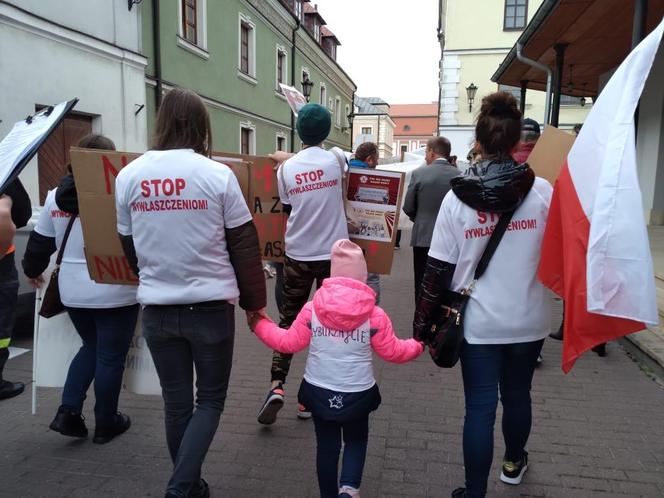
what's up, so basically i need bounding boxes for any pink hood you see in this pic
[313,277,376,331]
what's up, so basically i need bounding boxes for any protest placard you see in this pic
[526,125,575,185]
[71,148,254,285]
[346,168,405,274]
[279,83,307,116]
[212,151,286,261]
[70,148,141,285]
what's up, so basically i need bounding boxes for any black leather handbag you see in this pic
[39,215,76,319]
[428,209,515,367]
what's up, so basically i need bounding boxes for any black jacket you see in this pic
[413,159,535,342]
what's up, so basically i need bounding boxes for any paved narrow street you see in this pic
[1,238,663,497]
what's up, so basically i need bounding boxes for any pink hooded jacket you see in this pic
[255,277,423,391]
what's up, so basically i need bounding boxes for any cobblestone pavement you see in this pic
[1,238,663,497]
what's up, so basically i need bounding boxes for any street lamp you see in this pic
[342,111,354,132]
[466,83,478,112]
[301,75,314,102]
[580,96,587,107]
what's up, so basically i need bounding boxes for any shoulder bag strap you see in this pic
[55,215,77,266]
[472,209,516,281]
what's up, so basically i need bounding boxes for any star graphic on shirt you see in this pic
[329,395,344,409]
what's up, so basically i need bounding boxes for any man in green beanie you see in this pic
[257,103,349,425]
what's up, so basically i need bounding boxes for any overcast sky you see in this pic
[316,0,440,105]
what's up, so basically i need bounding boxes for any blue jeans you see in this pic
[62,305,139,427]
[143,301,235,497]
[313,414,369,498]
[460,339,544,498]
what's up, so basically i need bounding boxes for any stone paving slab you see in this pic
[1,239,664,497]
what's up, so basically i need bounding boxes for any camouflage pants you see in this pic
[271,255,330,383]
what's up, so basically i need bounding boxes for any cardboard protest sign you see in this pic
[71,148,254,285]
[70,148,141,285]
[346,168,405,274]
[214,151,286,261]
[525,126,575,185]
[211,154,251,205]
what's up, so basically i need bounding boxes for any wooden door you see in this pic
[37,114,92,204]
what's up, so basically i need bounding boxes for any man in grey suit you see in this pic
[403,136,458,301]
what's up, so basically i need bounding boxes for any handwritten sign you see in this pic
[212,151,286,262]
[71,148,258,285]
[70,148,141,285]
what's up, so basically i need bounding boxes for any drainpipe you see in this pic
[349,90,355,151]
[516,42,552,124]
[290,20,301,152]
[152,0,162,110]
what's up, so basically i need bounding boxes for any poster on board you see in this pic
[279,83,307,116]
[346,168,405,274]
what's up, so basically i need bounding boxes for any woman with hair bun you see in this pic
[414,92,553,497]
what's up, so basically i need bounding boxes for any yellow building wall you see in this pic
[444,0,544,51]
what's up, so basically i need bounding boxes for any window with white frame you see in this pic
[314,21,321,42]
[344,104,350,130]
[295,0,303,20]
[276,133,287,151]
[238,14,256,78]
[178,0,207,51]
[320,83,327,106]
[240,122,256,154]
[328,98,334,111]
[335,97,341,127]
[361,126,372,135]
[276,47,287,91]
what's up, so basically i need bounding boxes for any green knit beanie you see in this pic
[296,103,331,145]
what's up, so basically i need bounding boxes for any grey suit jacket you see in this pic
[402,158,459,247]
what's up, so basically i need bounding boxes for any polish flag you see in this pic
[538,19,663,373]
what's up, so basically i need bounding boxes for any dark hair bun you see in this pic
[480,92,520,119]
[475,91,522,158]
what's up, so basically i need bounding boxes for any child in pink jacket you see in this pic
[251,239,423,498]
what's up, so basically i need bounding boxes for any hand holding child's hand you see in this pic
[246,308,269,332]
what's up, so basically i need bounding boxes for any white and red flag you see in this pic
[538,19,663,373]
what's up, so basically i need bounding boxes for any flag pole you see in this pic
[31,288,42,415]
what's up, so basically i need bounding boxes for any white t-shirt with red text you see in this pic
[278,146,348,261]
[35,190,137,309]
[428,177,553,344]
[115,149,252,305]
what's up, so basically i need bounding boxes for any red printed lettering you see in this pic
[94,255,138,283]
[141,178,187,197]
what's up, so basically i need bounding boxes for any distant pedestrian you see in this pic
[349,141,381,303]
[0,178,31,401]
[115,88,266,498]
[23,134,139,443]
[414,92,552,498]
[250,239,423,498]
[257,103,348,425]
[403,136,458,301]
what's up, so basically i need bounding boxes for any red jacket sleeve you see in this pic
[254,302,312,353]
[370,307,424,363]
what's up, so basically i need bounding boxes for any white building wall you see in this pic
[0,2,147,204]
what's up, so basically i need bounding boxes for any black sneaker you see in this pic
[189,478,209,498]
[592,343,607,357]
[451,488,466,497]
[49,405,88,438]
[0,380,25,400]
[257,383,285,425]
[93,412,131,444]
[500,451,528,485]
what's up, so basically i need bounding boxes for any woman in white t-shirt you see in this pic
[114,88,266,498]
[22,135,139,445]
[413,92,552,498]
